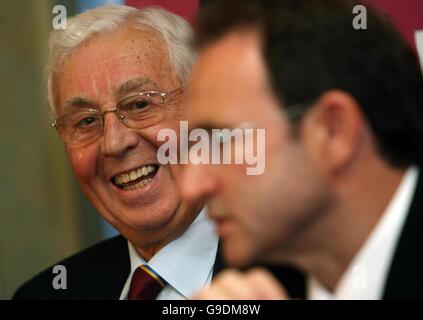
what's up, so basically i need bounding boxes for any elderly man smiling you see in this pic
[13,5,219,300]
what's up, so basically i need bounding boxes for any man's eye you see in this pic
[76,116,98,128]
[130,99,151,111]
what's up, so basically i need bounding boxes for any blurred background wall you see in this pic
[0,0,104,299]
[0,0,421,300]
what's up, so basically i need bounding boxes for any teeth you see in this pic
[121,175,154,191]
[114,165,157,186]
[142,167,148,176]
[130,171,138,181]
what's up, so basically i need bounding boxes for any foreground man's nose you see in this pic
[180,164,218,202]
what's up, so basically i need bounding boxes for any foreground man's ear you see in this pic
[300,90,368,176]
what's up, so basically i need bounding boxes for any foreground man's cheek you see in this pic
[192,268,289,300]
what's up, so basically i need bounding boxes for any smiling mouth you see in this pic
[112,165,159,191]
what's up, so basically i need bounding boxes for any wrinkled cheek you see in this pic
[66,144,99,185]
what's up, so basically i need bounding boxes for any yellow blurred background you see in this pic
[0,0,106,299]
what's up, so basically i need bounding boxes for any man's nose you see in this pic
[101,112,139,158]
[179,163,218,203]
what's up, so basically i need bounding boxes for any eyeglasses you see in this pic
[215,100,313,144]
[51,87,184,145]
[183,100,313,162]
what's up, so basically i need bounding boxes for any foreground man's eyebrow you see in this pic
[190,122,232,132]
[117,77,157,96]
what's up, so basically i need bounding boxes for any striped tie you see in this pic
[127,265,166,300]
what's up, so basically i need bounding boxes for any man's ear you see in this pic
[300,90,366,174]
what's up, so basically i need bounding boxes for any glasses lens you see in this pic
[119,93,165,128]
[57,111,102,144]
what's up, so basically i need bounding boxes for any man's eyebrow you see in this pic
[63,77,156,108]
[64,97,95,108]
[117,77,156,96]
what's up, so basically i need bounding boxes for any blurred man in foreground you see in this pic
[13,5,221,300]
[182,0,423,299]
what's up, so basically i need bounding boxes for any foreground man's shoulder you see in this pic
[13,235,129,300]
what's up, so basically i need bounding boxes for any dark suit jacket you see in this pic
[381,171,423,299]
[12,235,304,299]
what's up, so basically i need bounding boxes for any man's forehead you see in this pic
[63,28,168,78]
[188,30,267,120]
[71,27,163,58]
[194,30,265,91]
[55,28,175,109]
[188,32,266,98]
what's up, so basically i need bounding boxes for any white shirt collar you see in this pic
[121,207,218,299]
[309,166,419,300]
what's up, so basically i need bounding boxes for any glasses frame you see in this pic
[207,100,314,146]
[227,100,314,132]
[51,87,184,144]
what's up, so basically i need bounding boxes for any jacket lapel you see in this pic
[383,171,423,299]
[81,235,130,299]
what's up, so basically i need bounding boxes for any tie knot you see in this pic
[127,265,166,300]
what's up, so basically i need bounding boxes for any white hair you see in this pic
[47,5,195,117]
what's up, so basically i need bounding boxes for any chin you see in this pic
[123,202,180,232]
[95,196,179,235]
[222,239,258,268]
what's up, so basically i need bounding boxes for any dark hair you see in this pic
[197,0,423,167]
